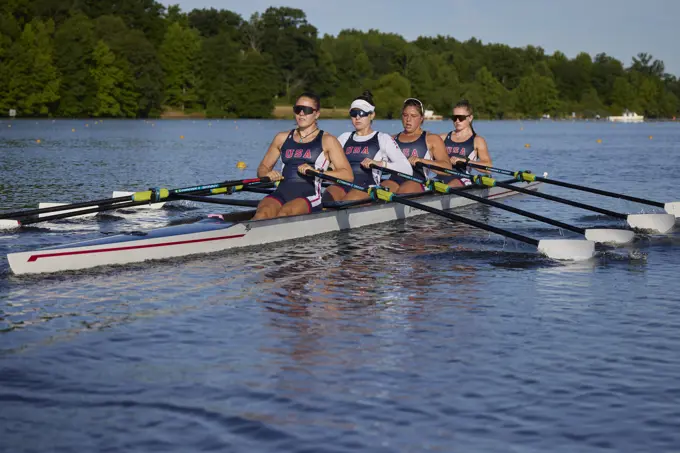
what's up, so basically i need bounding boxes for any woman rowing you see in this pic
[391,98,451,193]
[438,99,492,187]
[253,92,353,219]
[324,90,412,202]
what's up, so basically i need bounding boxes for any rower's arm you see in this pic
[322,133,354,182]
[256,132,286,177]
[378,133,412,175]
[426,133,452,170]
[473,136,492,174]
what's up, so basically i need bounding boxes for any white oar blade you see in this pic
[112,191,165,209]
[38,202,98,219]
[626,213,676,233]
[0,219,20,230]
[537,239,595,261]
[664,202,680,218]
[584,228,635,244]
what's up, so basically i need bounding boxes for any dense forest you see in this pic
[1,0,678,119]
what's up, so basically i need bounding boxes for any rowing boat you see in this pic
[7,178,541,275]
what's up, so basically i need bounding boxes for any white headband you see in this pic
[350,99,375,113]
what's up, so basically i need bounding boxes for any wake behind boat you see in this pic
[7,179,540,275]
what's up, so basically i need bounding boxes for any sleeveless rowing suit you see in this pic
[341,131,381,189]
[266,129,328,212]
[442,131,477,185]
[391,131,431,186]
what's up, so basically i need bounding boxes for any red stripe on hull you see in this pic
[27,234,246,262]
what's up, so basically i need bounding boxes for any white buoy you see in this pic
[584,228,635,244]
[537,239,595,261]
[626,213,676,233]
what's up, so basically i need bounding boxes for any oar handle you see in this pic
[368,164,427,185]
[304,169,366,192]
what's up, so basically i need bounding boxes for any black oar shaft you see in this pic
[0,196,131,220]
[466,162,665,208]
[172,194,259,207]
[447,188,586,235]
[531,176,665,207]
[16,201,144,225]
[309,169,539,247]
[494,181,628,220]
[0,177,271,220]
[420,163,629,220]
[393,196,539,246]
[372,164,586,235]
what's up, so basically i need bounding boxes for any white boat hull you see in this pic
[7,182,540,275]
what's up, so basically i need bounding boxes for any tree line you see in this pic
[1,0,678,119]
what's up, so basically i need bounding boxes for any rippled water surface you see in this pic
[1,119,679,452]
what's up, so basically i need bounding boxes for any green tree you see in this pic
[462,66,508,118]
[514,72,559,118]
[90,39,137,117]
[3,19,60,116]
[159,22,201,111]
[372,72,411,119]
[53,13,96,116]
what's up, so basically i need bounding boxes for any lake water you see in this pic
[1,118,679,452]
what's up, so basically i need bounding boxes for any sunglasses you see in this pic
[452,114,470,122]
[293,105,317,115]
[349,109,371,118]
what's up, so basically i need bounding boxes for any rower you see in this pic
[324,90,412,202]
[439,99,492,187]
[391,98,451,194]
[253,93,353,219]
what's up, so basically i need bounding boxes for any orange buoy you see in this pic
[180,135,184,139]
[236,161,247,170]
[524,143,530,148]
[596,139,602,143]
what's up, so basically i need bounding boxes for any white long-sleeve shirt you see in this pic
[337,131,413,184]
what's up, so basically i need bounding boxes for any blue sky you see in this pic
[159,0,680,77]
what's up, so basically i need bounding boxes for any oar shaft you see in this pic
[465,162,665,208]
[16,201,144,225]
[0,177,272,220]
[372,164,586,235]
[419,162,629,220]
[308,168,539,247]
[392,196,539,246]
[0,196,131,220]
[493,181,627,220]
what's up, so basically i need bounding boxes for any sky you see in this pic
[158,0,680,77]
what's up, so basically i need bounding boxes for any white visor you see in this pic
[350,100,375,113]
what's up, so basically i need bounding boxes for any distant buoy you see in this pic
[85,124,89,127]
[649,135,653,140]
[180,135,184,139]
[524,143,530,148]
[7,124,11,128]
[208,122,212,126]
[36,139,41,143]
[520,127,524,131]
[236,161,247,170]
[71,128,75,132]
[95,121,98,125]
[596,139,602,143]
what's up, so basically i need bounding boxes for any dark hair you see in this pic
[354,90,375,107]
[453,99,475,134]
[453,99,473,114]
[297,92,321,110]
[402,98,424,115]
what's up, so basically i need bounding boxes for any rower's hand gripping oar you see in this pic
[464,161,680,219]
[420,162,675,234]
[371,164,634,245]
[0,177,273,229]
[306,168,595,261]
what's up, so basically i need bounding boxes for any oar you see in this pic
[306,169,595,261]
[0,177,272,229]
[371,164,634,244]
[463,161,680,218]
[420,162,675,234]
